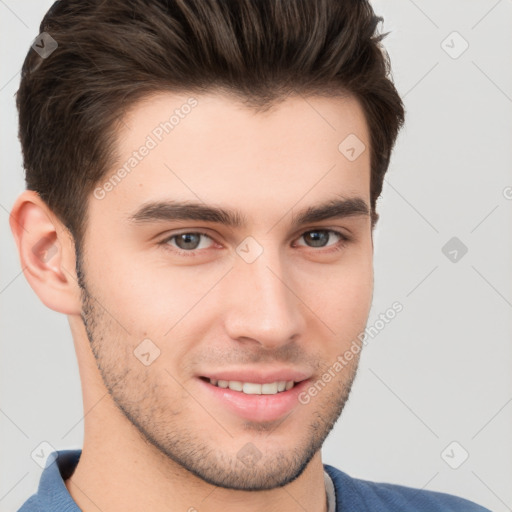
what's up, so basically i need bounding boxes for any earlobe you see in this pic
[9,190,82,315]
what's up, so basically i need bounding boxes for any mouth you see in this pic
[197,374,310,422]
[199,376,299,395]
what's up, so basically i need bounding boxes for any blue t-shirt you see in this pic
[18,449,492,511]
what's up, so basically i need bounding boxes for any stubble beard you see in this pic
[75,249,360,490]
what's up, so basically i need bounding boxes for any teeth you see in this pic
[262,382,278,394]
[228,381,243,392]
[243,382,262,394]
[209,378,295,394]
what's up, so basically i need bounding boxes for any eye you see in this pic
[295,229,349,251]
[158,228,350,257]
[159,231,215,255]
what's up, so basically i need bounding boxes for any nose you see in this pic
[222,244,306,350]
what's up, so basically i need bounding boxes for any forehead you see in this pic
[92,91,371,227]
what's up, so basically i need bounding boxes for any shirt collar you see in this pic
[37,449,81,511]
[324,469,337,512]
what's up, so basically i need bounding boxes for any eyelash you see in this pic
[157,229,350,257]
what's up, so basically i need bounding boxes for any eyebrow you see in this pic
[127,197,370,229]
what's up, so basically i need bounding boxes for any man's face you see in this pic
[78,92,373,490]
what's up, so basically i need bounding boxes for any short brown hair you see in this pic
[16,0,405,251]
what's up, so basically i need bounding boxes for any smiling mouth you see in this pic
[199,376,299,395]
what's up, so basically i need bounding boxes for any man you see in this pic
[10,0,491,511]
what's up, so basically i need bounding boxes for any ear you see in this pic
[9,190,82,315]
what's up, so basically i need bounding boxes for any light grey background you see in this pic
[1,1,511,511]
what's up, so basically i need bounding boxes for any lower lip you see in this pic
[197,378,310,422]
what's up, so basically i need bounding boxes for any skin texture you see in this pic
[10,92,374,512]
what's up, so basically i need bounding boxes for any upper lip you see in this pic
[199,368,311,384]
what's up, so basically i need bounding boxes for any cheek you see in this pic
[91,252,229,339]
[294,254,373,336]
[315,279,372,327]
